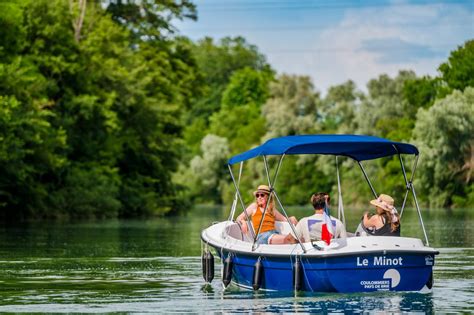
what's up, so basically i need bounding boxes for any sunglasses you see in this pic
[256,193,268,198]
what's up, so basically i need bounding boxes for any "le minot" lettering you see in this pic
[357,256,403,266]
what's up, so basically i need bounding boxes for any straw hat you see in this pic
[370,194,395,211]
[253,185,271,196]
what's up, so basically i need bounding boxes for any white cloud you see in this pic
[266,2,472,94]
[176,1,473,95]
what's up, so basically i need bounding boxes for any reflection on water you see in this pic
[0,207,472,313]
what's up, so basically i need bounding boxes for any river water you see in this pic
[0,206,472,313]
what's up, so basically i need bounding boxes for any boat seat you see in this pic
[275,221,295,236]
[225,222,253,242]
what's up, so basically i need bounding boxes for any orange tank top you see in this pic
[251,206,276,234]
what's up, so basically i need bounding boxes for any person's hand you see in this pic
[289,216,298,226]
[361,211,369,221]
[240,220,248,233]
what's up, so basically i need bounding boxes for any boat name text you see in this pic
[357,256,403,266]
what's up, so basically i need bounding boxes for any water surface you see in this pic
[0,206,472,313]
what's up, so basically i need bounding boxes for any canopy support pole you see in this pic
[399,155,418,218]
[411,175,429,246]
[336,156,346,225]
[358,161,378,198]
[399,157,410,218]
[251,155,306,253]
[264,155,306,253]
[272,192,307,253]
[394,145,410,218]
[228,162,243,221]
[251,155,283,250]
[402,155,429,246]
[396,153,428,245]
[228,164,255,239]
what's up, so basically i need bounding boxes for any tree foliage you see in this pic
[104,0,197,40]
[413,88,474,207]
[320,80,362,133]
[438,40,474,93]
[262,75,319,138]
[209,67,271,154]
[0,0,198,220]
[0,0,472,221]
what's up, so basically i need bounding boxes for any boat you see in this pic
[201,135,438,292]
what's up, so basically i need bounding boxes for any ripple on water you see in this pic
[0,213,472,313]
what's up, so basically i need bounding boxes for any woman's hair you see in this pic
[379,207,400,232]
[257,193,275,214]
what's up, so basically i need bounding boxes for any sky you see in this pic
[176,0,473,95]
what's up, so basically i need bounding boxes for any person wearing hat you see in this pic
[362,194,401,236]
[236,185,298,245]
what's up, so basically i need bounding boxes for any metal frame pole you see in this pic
[358,161,378,198]
[400,155,419,218]
[252,155,285,249]
[404,155,428,245]
[411,180,429,246]
[395,153,428,245]
[264,155,306,252]
[393,144,409,218]
[273,192,307,253]
[336,156,346,225]
[398,153,409,218]
[228,162,243,221]
[228,164,255,239]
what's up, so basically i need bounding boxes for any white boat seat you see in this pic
[225,222,253,242]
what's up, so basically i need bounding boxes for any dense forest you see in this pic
[0,0,472,220]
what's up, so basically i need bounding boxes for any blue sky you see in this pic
[176,0,473,94]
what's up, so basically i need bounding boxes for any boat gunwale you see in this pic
[201,230,440,259]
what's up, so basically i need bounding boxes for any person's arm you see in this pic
[291,221,306,243]
[363,212,382,229]
[273,209,298,226]
[236,203,256,233]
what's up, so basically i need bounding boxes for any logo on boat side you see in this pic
[425,255,433,265]
[359,269,400,290]
[383,269,400,288]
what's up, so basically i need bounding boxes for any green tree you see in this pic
[0,0,200,219]
[208,67,271,154]
[182,37,272,157]
[0,0,26,61]
[0,96,66,219]
[356,71,418,141]
[188,134,230,203]
[104,0,197,40]
[321,80,362,133]
[412,87,474,207]
[402,76,439,113]
[262,74,320,138]
[188,36,272,119]
[439,40,474,93]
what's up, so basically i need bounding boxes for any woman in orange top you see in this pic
[236,185,298,245]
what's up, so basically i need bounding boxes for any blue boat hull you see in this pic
[215,249,435,292]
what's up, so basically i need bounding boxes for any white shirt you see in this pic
[295,213,347,242]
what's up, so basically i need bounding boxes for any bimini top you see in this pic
[228,134,419,165]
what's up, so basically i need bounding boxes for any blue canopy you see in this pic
[228,135,418,165]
